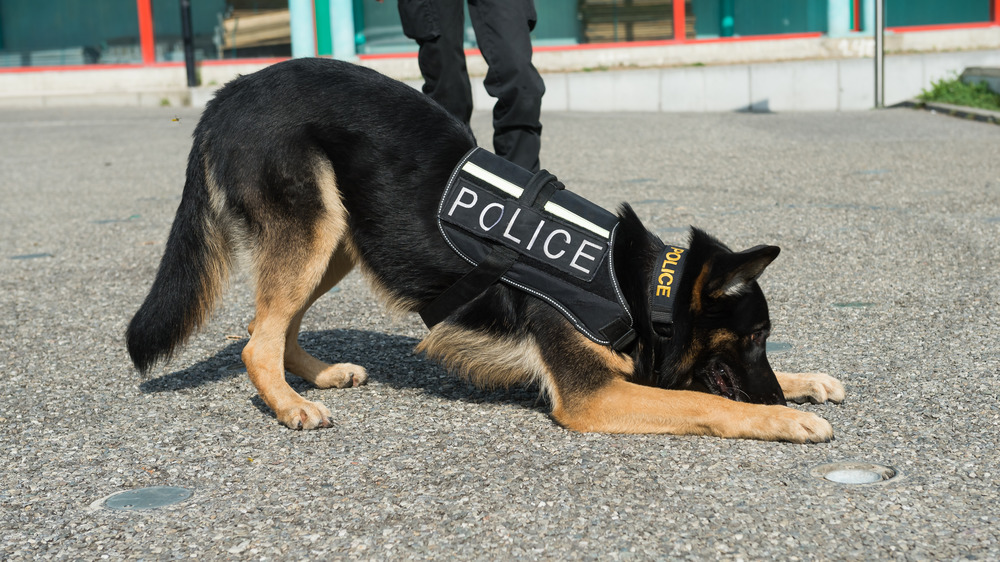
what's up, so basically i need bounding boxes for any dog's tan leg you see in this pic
[551,378,834,443]
[534,325,831,441]
[240,155,351,430]
[776,371,845,404]
[243,295,334,430]
[282,244,368,389]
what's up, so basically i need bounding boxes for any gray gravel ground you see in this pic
[1,105,998,560]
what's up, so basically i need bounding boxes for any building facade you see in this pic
[1,0,998,71]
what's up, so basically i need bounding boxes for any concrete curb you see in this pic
[3,48,1000,113]
[894,98,1000,125]
[537,49,1000,113]
[960,66,1000,95]
[0,88,191,108]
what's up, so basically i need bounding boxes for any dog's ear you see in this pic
[704,245,780,299]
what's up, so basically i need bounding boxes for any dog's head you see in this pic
[618,206,785,405]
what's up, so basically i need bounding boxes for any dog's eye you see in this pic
[751,330,767,346]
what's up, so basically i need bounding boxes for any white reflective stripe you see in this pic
[462,161,611,240]
[542,202,611,239]
[462,162,522,197]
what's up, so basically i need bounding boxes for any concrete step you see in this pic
[3,48,1000,113]
[961,66,1000,95]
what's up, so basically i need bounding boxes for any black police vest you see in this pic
[420,148,690,352]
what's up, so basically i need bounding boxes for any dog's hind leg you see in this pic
[280,243,368,389]
[243,265,336,429]
[239,155,354,430]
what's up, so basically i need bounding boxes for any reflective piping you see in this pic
[462,161,522,197]
[542,203,611,240]
[463,160,611,240]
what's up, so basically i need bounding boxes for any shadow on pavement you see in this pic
[139,328,545,410]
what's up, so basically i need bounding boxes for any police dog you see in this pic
[127,58,843,442]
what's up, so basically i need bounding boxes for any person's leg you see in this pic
[397,0,473,123]
[468,0,545,171]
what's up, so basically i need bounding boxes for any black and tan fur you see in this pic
[127,58,843,442]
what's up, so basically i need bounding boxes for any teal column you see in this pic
[316,1,333,56]
[289,0,317,58]
[720,0,735,37]
[860,0,876,32]
[330,0,357,60]
[828,0,852,36]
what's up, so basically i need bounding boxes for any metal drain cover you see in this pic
[811,462,898,485]
[104,486,192,510]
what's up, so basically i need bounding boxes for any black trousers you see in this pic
[397,0,545,172]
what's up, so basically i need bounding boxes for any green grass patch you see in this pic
[918,76,1000,112]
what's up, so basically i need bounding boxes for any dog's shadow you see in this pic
[139,329,545,416]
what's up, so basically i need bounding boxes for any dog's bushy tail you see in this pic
[126,141,234,374]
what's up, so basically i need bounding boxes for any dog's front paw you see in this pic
[277,399,333,430]
[777,372,845,404]
[759,406,834,443]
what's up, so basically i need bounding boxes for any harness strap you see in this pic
[650,306,673,326]
[419,245,519,328]
[599,317,637,351]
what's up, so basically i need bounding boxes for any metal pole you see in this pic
[180,0,198,87]
[874,0,884,108]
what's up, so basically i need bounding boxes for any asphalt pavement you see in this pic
[1,105,998,560]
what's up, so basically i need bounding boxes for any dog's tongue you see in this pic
[714,371,730,394]
[711,362,737,400]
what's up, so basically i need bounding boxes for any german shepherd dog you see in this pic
[127,58,843,442]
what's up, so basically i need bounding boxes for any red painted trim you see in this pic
[853,0,861,32]
[358,31,825,60]
[673,0,686,42]
[199,57,288,66]
[886,21,998,33]
[136,0,156,64]
[576,31,824,48]
[0,58,289,75]
[358,51,418,60]
[993,0,1000,24]
[533,32,824,52]
[0,64,143,74]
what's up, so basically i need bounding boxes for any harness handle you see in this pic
[519,170,563,209]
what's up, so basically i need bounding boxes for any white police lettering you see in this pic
[543,229,571,259]
[479,202,504,231]
[570,239,603,274]
[525,219,545,250]
[503,208,522,243]
[447,186,478,217]
[441,181,608,281]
